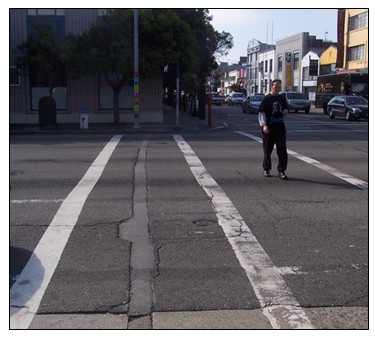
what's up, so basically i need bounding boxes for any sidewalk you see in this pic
[9,105,210,135]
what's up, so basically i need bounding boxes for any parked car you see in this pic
[281,91,310,113]
[227,92,246,106]
[209,93,225,106]
[242,93,265,114]
[327,95,368,120]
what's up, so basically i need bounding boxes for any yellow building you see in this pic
[337,9,368,72]
[320,45,337,74]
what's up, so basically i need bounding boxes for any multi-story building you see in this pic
[239,9,367,100]
[246,39,275,94]
[275,32,335,92]
[301,51,320,101]
[319,45,337,75]
[219,61,247,94]
[258,47,276,94]
[10,9,163,125]
[336,9,368,72]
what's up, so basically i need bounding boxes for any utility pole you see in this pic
[176,62,180,128]
[133,9,140,128]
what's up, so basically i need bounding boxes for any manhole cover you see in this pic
[194,219,214,227]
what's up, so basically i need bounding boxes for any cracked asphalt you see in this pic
[10,105,368,329]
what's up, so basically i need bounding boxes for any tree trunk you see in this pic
[113,88,121,124]
[198,85,206,120]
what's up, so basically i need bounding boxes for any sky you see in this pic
[209,8,338,64]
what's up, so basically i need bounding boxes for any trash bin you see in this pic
[79,108,89,129]
[38,96,57,129]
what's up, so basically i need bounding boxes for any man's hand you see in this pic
[283,109,289,116]
[262,124,269,134]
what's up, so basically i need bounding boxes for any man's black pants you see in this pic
[261,125,288,172]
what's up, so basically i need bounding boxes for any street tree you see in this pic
[65,9,201,124]
[65,9,134,124]
[175,9,233,117]
[15,23,66,97]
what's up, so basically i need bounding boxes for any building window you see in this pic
[293,51,299,70]
[27,10,65,42]
[269,59,273,73]
[250,68,256,79]
[278,55,282,72]
[265,60,268,73]
[348,45,365,61]
[349,12,368,31]
[27,9,65,16]
[98,9,109,16]
[10,67,20,86]
[320,64,334,75]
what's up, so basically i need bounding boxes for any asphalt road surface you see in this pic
[9,105,368,329]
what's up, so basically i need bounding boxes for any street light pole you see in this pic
[133,9,140,128]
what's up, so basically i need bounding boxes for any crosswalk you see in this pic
[10,135,123,329]
[10,131,368,329]
[174,134,314,329]
[234,131,368,190]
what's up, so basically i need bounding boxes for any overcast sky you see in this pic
[209,8,339,64]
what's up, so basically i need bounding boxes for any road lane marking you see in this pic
[173,134,313,329]
[10,135,123,329]
[11,199,64,204]
[234,131,368,190]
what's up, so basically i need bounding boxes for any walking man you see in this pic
[258,79,289,179]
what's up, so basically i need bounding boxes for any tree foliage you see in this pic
[17,9,233,123]
[15,23,66,96]
[139,9,198,78]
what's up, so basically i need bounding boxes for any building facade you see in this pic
[301,51,320,101]
[275,32,335,92]
[10,9,163,125]
[246,39,275,94]
[257,48,276,94]
[218,62,247,95]
[319,45,337,75]
[336,9,368,72]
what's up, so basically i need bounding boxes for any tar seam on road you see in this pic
[173,134,314,329]
[119,139,154,324]
[234,131,368,190]
[10,135,123,329]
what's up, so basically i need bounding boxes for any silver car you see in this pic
[282,91,310,113]
[227,92,246,106]
[209,93,225,106]
[242,94,265,114]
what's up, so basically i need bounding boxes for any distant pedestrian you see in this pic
[258,79,289,179]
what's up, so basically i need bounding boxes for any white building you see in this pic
[246,39,275,94]
[257,48,276,94]
[301,51,319,101]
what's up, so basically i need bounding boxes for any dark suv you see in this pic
[282,91,310,113]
